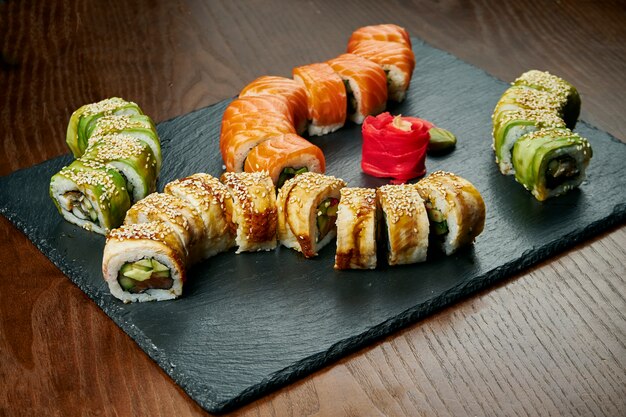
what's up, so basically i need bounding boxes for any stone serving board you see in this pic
[1,38,625,414]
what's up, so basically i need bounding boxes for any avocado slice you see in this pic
[122,266,152,281]
[135,259,154,269]
[151,259,169,272]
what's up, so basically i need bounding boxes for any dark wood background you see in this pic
[1,1,625,415]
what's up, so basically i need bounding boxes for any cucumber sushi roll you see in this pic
[87,114,162,172]
[103,222,187,303]
[82,133,158,203]
[49,159,131,235]
[512,128,593,201]
[377,184,429,266]
[277,172,346,258]
[513,70,581,129]
[66,97,143,157]
[493,108,565,175]
[415,171,485,256]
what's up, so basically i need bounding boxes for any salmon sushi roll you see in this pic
[220,110,296,172]
[244,133,326,188]
[239,76,309,135]
[222,95,295,128]
[347,24,412,52]
[349,40,415,102]
[293,63,347,136]
[327,53,388,124]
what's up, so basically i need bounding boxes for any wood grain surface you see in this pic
[1,1,625,416]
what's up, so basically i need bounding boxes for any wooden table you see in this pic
[1,1,625,415]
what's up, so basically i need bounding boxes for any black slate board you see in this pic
[1,38,626,414]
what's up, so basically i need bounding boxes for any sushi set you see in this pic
[1,25,625,413]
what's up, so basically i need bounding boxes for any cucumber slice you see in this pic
[118,276,135,291]
[152,270,171,279]
[432,220,448,236]
[427,208,444,223]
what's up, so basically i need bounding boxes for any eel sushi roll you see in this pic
[66,97,143,157]
[348,40,415,102]
[293,63,347,136]
[513,70,581,129]
[103,222,186,303]
[377,184,429,265]
[220,109,296,172]
[327,53,388,124]
[492,108,565,175]
[239,76,309,135]
[277,172,346,258]
[124,193,206,263]
[347,24,412,52]
[164,173,237,258]
[334,187,378,270]
[87,114,162,172]
[243,133,326,188]
[220,171,278,253]
[512,128,592,201]
[415,171,486,256]
[49,159,131,235]
[82,133,158,203]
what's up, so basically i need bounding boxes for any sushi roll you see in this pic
[220,109,296,172]
[82,133,158,203]
[348,40,415,102]
[164,173,237,258]
[87,114,162,172]
[512,128,592,201]
[66,97,143,158]
[124,193,206,263]
[346,24,412,52]
[377,184,429,265]
[492,86,562,123]
[222,95,296,128]
[327,53,388,124]
[492,108,565,175]
[513,70,581,129]
[239,76,309,134]
[243,133,326,188]
[103,222,186,303]
[220,171,278,253]
[415,171,486,255]
[293,63,347,136]
[277,172,346,258]
[49,159,131,235]
[334,187,378,270]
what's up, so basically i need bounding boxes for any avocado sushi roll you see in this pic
[66,97,143,157]
[512,128,592,201]
[82,133,158,203]
[87,114,162,172]
[513,70,581,129]
[49,159,131,235]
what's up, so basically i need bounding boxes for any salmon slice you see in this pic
[347,24,412,52]
[223,95,295,126]
[220,111,295,172]
[292,63,347,136]
[348,40,415,102]
[244,133,326,186]
[327,53,388,124]
[239,76,308,134]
